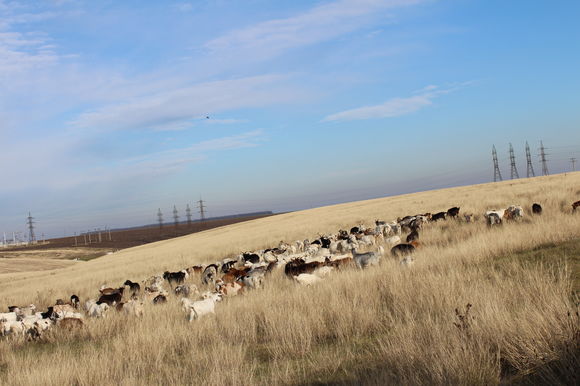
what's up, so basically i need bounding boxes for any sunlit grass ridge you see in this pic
[1,173,579,385]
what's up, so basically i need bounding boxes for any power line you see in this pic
[172,205,179,227]
[26,212,36,243]
[197,198,207,221]
[539,141,549,176]
[492,145,503,182]
[157,208,163,229]
[186,204,192,225]
[525,141,535,178]
[508,143,519,179]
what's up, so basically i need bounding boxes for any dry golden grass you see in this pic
[0,258,79,274]
[0,248,112,274]
[1,173,579,385]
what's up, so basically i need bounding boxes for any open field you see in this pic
[0,173,579,385]
[0,257,79,274]
[0,248,110,274]
[1,212,274,252]
[0,213,273,274]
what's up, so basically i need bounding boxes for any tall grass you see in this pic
[1,173,579,385]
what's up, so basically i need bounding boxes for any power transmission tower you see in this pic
[186,204,192,225]
[26,212,36,243]
[525,141,535,178]
[157,208,164,228]
[197,198,207,221]
[492,145,503,182]
[508,143,519,179]
[173,205,179,227]
[571,157,577,171]
[539,141,549,176]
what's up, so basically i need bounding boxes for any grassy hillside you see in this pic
[1,172,579,385]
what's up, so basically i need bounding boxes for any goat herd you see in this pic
[2,200,579,341]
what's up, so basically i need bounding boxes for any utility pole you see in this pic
[508,143,519,179]
[571,157,577,171]
[173,205,179,227]
[539,141,549,176]
[74,232,77,247]
[197,198,207,221]
[492,145,503,182]
[186,204,192,225]
[157,208,164,229]
[525,141,535,178]
[26,212,36,244]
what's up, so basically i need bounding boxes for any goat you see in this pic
[181,293,222,321]
[391,243,416,257]
[242,253,260,264]
[447,207,460,218]
[504,205,524,220]
[293,273,321,286]
[57,318,84,329]
[88,303,109,318]
[216,281,244,297]
[163,271,187,286]
[124,280,141,295]
[0,312,18,322]
[406,229,419,243]
[175,284,197,298]
[122,300,144,317]
[70,295,80,309]
[99,286,124,296]
[351,246,383,269]
[202,264,219,285]
[431,212,447,221]
[485,210,505,226]
[97,292,123,306]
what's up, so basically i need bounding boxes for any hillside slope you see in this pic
[1,172,579,307]
[1,173,579,385]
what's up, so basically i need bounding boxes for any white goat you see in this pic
[293,273,321,286]
[181,293,222,322]
[88,303,109,318]
[384,235,401,245]
[351,246,383,269]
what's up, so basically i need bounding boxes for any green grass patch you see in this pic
[493,238,580,298]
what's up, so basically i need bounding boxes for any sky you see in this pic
[1,0,580,239]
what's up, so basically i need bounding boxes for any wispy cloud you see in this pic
[125,129,265,164]
[173,2,193,12]
[204,0,424,60]
[0,2,64,76]
[0,30,59,75]
[69,75,301,132]
[206,118,246,125]
[78,130,267,186]
[322,83,470,122]
[0,130,266,192]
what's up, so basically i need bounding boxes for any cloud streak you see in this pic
[69,75,300,132]
[0,2,63,77]
[322,83,468,122]
[204,0,424,60]
[0,130,266,193]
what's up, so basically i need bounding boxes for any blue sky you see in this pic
[1,0,579,239]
